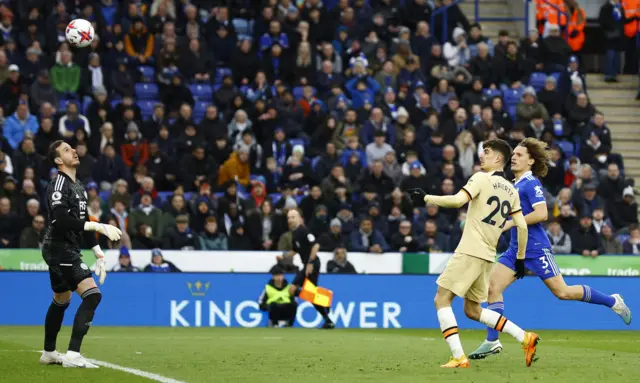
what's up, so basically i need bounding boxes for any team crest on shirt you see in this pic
[307,234,315,242]
[534,186,544,197]
[80,263,88,270]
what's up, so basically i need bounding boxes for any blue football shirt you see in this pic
[508,171,552,257]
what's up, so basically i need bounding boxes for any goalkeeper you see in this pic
[259,267,298,327]
[39,141,122,369]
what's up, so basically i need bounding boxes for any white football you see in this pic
[65,19,95,48]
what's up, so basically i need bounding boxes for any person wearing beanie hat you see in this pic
[111,246,140,272]
[516,85,549,122]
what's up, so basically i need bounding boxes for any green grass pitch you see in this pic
[0,327,638,382]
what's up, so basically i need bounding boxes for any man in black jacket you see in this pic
[318,219,346,252]
[326,247,357,274]
[571,213,600,256]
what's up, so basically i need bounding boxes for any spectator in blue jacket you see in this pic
[360,107,395,146]
[4,102,39,149]
[345,76,379,109]
[259,20,289,56]
[349,216,390,253]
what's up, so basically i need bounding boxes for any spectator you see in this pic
[19,214,45,248]
[591,207,613,234]
[93,144,129,190]
[567,93,595,137]
[29,70,58,112]
[454,131,476,179]
[418,219,450,252]
[258,266,297,327]
[0,197,19,247]
[228,221,252,250]
[4,102,39,150]
[622,225,640,254]
[571,213,600,256]
[112,247,141,272]
[349,217,390,253]
[326,247,357,274]
[231,38,260,86]
[611,186,639,230]
[163,214,199,250]
[390,220,419,252]
[218,146,251,187]
[198,216,228,250]
[547,219,572,255]
[366,130,394,165]
[540,23,572,71]
[58,102,91,139]
[128,192,163,239]
[144,248,181,272]
[443,27,470,67]
[12,138,43,184]
[516,86,549,122]
[599,163,627,207]
[124,17,155,66]
[179,38,212,83]
[599,224,623,255]
[0,64,24,112]
[599,0,625,82]
[51,51,81,97]
[111,57,134,97]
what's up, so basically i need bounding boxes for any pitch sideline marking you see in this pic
[0,350,185,383]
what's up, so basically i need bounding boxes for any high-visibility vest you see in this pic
[546,0,568,28]
[622,0,639,38]
[536,0,548,21]
[567,7,587,52]
[265,284,292,304]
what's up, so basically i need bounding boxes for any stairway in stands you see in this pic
[459,0,520,40]
[587,74,640,208]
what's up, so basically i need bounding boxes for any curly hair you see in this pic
[518,138,550,178]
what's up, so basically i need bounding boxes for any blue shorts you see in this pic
[498,247,561,280]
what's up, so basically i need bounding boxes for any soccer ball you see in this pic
[65,19,95,48]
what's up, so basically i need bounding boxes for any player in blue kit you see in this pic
[469,138,632,360]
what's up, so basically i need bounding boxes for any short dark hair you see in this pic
[483,138,512,166]
[48,140,65,168]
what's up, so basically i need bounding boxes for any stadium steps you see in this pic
[585,74,640,215]
[459,0,519,39]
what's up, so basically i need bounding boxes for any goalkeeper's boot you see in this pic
[468,340,502,360]
[522,332,540,367]
[440,355,470,368]
[63,351,99,368]
[612,294,632,325]
[39,350,64,365]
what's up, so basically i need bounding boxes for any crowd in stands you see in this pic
[0,0,638,260]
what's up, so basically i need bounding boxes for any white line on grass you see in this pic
[0,350,185,383]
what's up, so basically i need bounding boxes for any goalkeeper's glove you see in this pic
[407,188,427,206]
[91,245,107,285]
[84,221,122,242]
[514,259,526,279]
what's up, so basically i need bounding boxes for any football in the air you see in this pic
[65,19,95,48]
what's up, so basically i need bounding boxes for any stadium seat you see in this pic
[193,101,210,120]
[550,72,562,84]
[292,86,317,100]
[188,84,213,101]
[507,105,517,120]
[157,191,172,203]
[111,99,121,108]
[135,83,159,100]
[59,99,69,112]
[215,68,232,84]
[529,72,547,92]
[289,138,306,149]
[311,156,320,171]
[483,88,502,99]
[504,88,523,107]
[557,140,575,158]
[138,66,155,82]
[269,193,282,205]
[232,18,250,35]
[137,100,156,120]
[81,96,92,114]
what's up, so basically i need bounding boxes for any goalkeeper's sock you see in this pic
[44,299,70,352]
[581,285,615,308]
[437,307,464,359]
[68,288,101,352]
[479,309,525,343]
[485,301,504,342]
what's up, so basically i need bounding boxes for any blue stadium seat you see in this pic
[82,96,92,114]
[507,105,517,120]
[194,101,210,119]
[617,234,630,244]
[59,99,70,112]
[557,140,574,157]
[137,100,156,120]
[504,88,523,106]
[188,84,213,101]
[232,18,250,35]
[289,138,305,149]
[529,72,547,92]
[111,99,121,108]
[483,88,502,99]
[269,193,282,205]
[138,66,155,82]
[215,68,232,84]
[292,86,317,100]
[157,191,172,203]
[135,83,159,100]
[550,72,562,84]
[311,156,320,171]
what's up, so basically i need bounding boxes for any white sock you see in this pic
[66,350,81,358]
[437,307,465,358]
[479,309,525,343]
